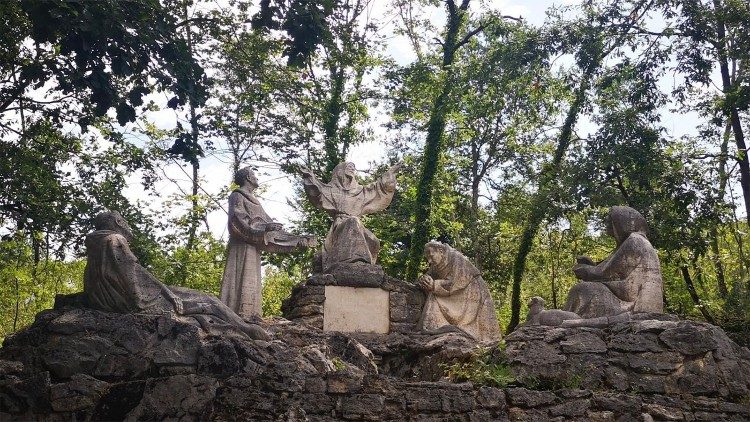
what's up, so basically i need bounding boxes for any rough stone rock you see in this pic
[506,388,557,408]
[1,306,749,421]
[659,322,719,356]
[559,330,607,353]
[506,317,750,401]
[50,374,109,412]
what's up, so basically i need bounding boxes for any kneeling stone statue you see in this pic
[84,211,269,340]
[417,241,501,343]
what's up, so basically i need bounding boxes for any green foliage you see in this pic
[331,357,346,372]
[149,232,226,296]
[0,238,84,343]
[522,373,583,391]
[442,346,516,388]
[0,0,206,128]
[262,265,304,317]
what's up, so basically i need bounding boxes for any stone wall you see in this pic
[1,305,749,421]
[506,315,750,402]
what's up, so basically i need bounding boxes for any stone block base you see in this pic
[323,286,390,333]
[282,263,425,333]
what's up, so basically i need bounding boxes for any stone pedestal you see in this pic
[282,262,425,334]
[323,286,390,333]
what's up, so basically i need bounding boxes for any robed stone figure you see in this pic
[417,241,501,343]
[220,167,315,318]
[301,162,402,271]
[564,206,664,319]
[84,211,269,340]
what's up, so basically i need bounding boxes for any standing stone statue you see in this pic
[417,241,501,343]
[84,211,269,340]
[301,162,402,271]
[221,167,315,318]
[563,206,663,319]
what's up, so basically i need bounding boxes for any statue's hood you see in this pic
[428,242,481,280]
[331,162,362,192]
[609,206,648,243]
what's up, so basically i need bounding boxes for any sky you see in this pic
[120,0,716,243]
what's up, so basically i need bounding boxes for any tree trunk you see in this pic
[323,66,346,178]
[711,122,731,298]
[712,0,750,225]
[507,73,590,331]
[182,0,201,283]
[406,0,470,281]
[680,265,716,324]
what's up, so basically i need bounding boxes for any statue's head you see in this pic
[93,211,134,241]
[606,206,648,244]
[331,162,359,189]
[234,166,259,189]
[528,296,545,312]
[424,241,448,266]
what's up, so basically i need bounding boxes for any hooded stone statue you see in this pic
[84,211,270,340]
[301,162,401,271]
[563,206,663,318]
[417,241,501,344]
[221,167,315,318]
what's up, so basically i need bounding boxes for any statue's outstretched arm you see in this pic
[300,167,322,196]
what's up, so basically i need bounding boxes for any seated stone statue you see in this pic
[84,211,270,340]
[417,241,501,343]
[524,296,580,326]
[563,206,663,319]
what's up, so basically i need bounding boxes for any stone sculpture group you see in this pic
[80,161,667,346]
[83,210,270,340]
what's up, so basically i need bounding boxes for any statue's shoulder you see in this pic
[85,230,126,248]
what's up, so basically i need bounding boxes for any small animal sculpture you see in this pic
[525,296,581,326]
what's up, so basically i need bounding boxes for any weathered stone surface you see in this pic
[476,386,506,409]
[302,162,401,271]
[659,323,718,356]
[221,167,315,319]
[524,296,581,327]
[506,388,556,408]
[2,305,749,421]
[506,317,750,402]
[84,211,269,340]
[283,266,425,334]
[50,374,109,412]
[417,241,502,343]
[323,286,390,334]
[559,331,607,353]
[564,206,664,320]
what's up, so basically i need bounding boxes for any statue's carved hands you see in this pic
[265,222,283,232]
[417,274,434,292]
[576,255,595,266]
[300,236,317,248]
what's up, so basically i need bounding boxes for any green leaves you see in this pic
[2,0,207,129]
